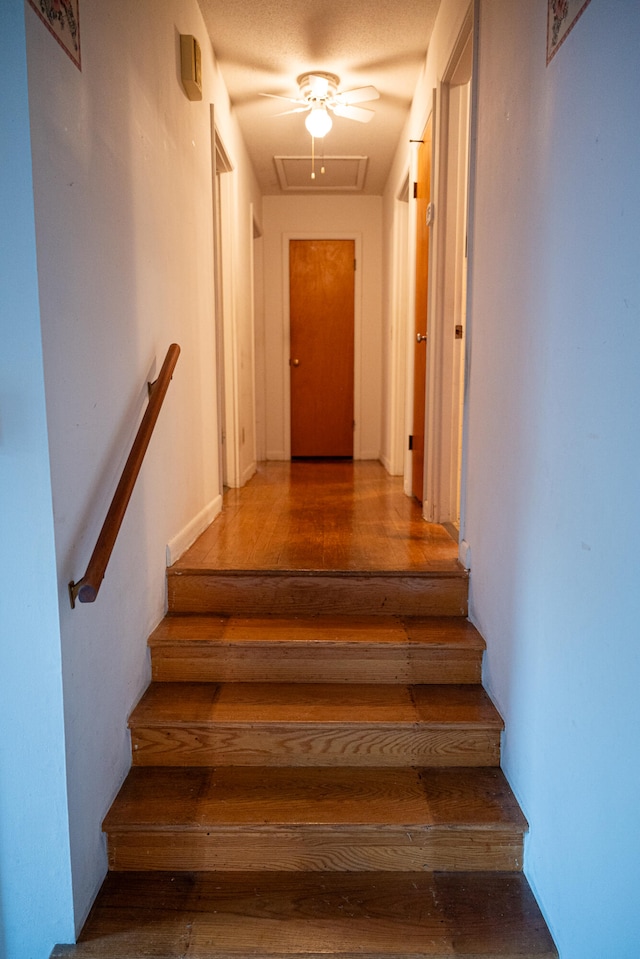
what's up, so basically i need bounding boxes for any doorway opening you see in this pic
[411,114,433,504]
[289,239,355,459]
[283,233,365,461]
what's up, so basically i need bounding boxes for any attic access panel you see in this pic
[274,156,368,192]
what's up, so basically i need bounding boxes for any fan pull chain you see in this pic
[310,137,326,179]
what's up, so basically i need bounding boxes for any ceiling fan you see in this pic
[261,72,379,137]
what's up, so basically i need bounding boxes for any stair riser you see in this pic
[151,647,482,684]
[131,726,501,767]
[167,573,468,617]
[107,828,523,873]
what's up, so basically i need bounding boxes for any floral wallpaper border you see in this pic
[547,0,592,64]
[27,0,81,71]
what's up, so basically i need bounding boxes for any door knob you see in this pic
[291,358,300,367]
[416,333,427,343]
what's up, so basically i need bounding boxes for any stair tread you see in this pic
[53,870,557,958]
[129,682,503,728]
[104,766,527,831]
[170,567,467,577]
[149,614,485,648]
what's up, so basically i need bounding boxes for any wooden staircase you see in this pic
[54,567,557,958]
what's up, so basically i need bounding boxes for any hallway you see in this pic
[8,1,637,955]
[174,461,460,573]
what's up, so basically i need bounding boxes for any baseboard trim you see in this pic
[241,461,257,486]
[166,494,223,567]
[459,539,472,570]
[265,451,382,463]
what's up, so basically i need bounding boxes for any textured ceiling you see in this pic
[197,0,441,195]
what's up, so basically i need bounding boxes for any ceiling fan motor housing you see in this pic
[297,72,340,103]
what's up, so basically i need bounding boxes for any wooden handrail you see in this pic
[69,343,181,608]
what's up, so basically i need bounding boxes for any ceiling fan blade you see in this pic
[259,92,304,105]
[336,85,380,105]
[307,74,330,98]
[273,105,311,117]
[333,103,375,123]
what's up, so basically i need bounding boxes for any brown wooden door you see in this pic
[289,239,355,458]
[412,116,433,501]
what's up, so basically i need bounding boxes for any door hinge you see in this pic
[408,435,413,451]
[413,182,418,200]
[455,325,464,339]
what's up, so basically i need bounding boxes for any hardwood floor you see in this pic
[169,461,467,617]
[52,461,557,958]
[174,461,459,572]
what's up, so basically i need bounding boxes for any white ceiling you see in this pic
[197,0,441,195]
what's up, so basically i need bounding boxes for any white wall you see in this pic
[262,195,383,461]
[25,0,260,935]
[0,4,75,955]
[465,1,640,956]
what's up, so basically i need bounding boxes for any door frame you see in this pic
[281,232,363,460]
[210,110,238,489]
[386,176,410,477]
[422,6,474,526]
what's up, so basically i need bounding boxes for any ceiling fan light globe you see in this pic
[305,106,332,138]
